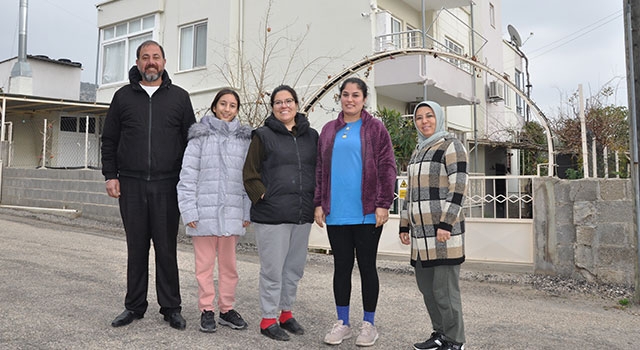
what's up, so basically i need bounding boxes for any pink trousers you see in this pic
[192,235,239,313]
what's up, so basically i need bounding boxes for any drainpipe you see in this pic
[470,1,478,173]
[421,0,427,101]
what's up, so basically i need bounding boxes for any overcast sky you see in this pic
[0,0,629,117]
[0,0,98,83]
[502,1,627,116]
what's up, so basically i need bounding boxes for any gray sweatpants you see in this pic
[415,262,465,344]
[254,222,311,319]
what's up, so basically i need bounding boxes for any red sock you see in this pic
[279,310,293,323]
[260,318,277,330]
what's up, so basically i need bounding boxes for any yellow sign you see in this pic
[398,180,408,199]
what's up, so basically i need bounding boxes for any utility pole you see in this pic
[623,0,640,304]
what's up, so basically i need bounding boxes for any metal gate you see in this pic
[308,175,535,266]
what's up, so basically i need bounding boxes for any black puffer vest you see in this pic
[250,113,318,224]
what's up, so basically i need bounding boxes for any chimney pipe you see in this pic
[11,0,32,77]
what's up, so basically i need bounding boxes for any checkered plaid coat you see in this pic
[399,136,468,267]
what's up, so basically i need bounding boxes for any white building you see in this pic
[95,0,532,175]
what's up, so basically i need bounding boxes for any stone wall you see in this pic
[533,177,637,286]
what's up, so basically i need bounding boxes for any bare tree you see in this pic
[210,0,346,127]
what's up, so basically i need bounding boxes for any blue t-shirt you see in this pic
[326,119,376,225]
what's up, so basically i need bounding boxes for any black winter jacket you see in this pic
[101,66,196,181]
[249,113,318,224]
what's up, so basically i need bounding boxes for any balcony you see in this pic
[373,30,475,106]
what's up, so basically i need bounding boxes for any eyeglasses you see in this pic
[274,98,295,107]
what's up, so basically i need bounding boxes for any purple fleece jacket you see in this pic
[314,109,397,216]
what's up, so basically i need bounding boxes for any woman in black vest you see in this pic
[243,85,318,342]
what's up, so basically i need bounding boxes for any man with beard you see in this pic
[102,40,196,330]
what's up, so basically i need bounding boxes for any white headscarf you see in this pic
[413,100,449,150]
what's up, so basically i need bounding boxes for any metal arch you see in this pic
[301,48,555,176]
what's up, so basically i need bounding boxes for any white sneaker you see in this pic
[355,321,379,347]
[324,320,353,345]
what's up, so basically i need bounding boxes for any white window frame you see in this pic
[99,15,156,85]
[444,37,463,67]
[515,69,525,116]
[179,20,208,71]
[489,3,495,28]
[407,24,420,48]
[390,15,402,49]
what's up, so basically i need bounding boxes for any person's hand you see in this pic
[187,221,197,229]
[375,207,389,228]
[314,206,325,228]
[399,232,410,245]
[436,228,451,243]
[242,220,251,228]
[105,179,120,198]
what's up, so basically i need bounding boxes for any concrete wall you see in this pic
[534,177,637,286]
[1,168,636,286]
[0,168,120,224]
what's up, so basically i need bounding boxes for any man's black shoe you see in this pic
[111,310,143,327]
[163,312,187,330]
[280,318,305,335]
[260,323,290,341]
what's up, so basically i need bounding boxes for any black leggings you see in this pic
[327,224,382,312]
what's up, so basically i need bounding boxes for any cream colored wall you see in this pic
[376,94,406,115]
[377,0,422,29]
[30,61,81,100]
[96,0,164,27]
[96,0,373,121]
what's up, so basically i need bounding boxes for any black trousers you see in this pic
[118,177,182,316]
[327,224,382,312]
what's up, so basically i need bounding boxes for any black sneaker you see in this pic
[218,309,248,330]
[438,340,464,350]
[414,332,444,350]
[200,310,217,333]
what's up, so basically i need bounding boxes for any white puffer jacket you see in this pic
[177,114,252,236]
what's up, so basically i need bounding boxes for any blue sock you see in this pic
[363,311,375,325]
[337,305,350,326]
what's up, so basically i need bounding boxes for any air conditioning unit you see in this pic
[488,81,504,101]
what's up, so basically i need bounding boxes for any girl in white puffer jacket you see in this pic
[177,88,252,333]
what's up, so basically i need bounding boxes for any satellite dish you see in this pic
[507,24,522,48]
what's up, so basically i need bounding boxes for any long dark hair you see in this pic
[210,88,241,116]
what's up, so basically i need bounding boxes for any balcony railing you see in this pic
[374,30,473,74]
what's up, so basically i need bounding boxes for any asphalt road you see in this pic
[0,212,639,349]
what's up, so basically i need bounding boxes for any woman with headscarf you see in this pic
[399,101,468,350]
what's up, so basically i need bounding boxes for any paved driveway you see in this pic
[0,212,638,349]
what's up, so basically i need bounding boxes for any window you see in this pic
[390,16,402,48]
[444,37,463,66]
[443,37,471,73]
[60,116,96,134]
[515,69,525,116]
[504,81,511,107]
[489,3,495,28]
[100,15,155,84]
[407,24,420,48]
[179,21,208,71]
